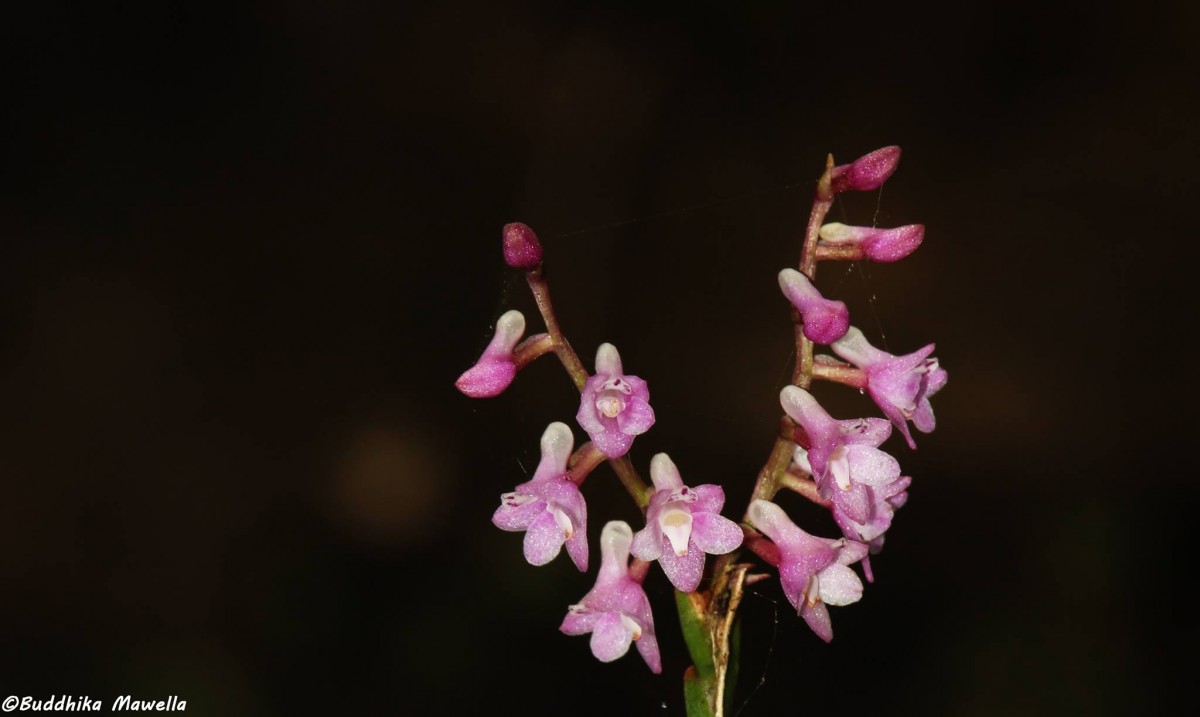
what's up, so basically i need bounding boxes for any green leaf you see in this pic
[683,666,716,717]
[675,590,715,679]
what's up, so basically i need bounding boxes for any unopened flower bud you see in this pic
[818,222,924,263]
[830,146,901,194]
[502,222,544,269]
[455,310,526,398]
[778,268,850,343]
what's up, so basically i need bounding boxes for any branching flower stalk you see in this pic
[455,146,946,715]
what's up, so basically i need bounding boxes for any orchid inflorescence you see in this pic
[456,146,946,713]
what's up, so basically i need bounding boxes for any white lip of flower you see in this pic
[550,502,575,539]
[828,445,852,491]
[620,614,643,641]
[658,506,694,556]
[803,574,822,608]
[802,545,845,608]
[797,445,855,492]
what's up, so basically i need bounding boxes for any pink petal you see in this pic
[689,484,726,515]
[624,375,650,402]
[881,476,912,503]
[523,511,566,566]
[542,479,586,524]
[861,555,875,583]
[575,378,608,435]
[777,561,815,614]
[659,538,705,593]
[839,417,892,447]
[617,396,655,436]
[491,496,544,531]
[832,482,871,524]
[589,612,635,662]
[560,609,600,635]
[868,387,917,449]
[690,512,743,555]
[912,398,936,433]
[590,428,633,458]
[630,526,663,561]
[454,359,516,398]
[801,601,834,642]
[565,529,589,572]
[862,224,924,263]
[836,540,870,566]
[925,366,948,394]
[635,629,663,674]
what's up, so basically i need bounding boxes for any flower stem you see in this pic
[566,442,607,485]
[611,456,652,507]
[513,333,555,369]
[744,155,837,515]
[791,154,836,389]
[779,471,830,507]
[811,362,867,388]
[525,266,589,391]
[814,243,863,262]
[742,427,796,521]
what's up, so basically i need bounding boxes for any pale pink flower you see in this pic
[560,521,661,672]
[492,422,588,571]
[576,343,655,458]
[780,386,901,491]
[831,327,947,449]
[747,500,867,642]
[630,454,743,592]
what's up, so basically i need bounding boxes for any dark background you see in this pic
[2,2,1195,715]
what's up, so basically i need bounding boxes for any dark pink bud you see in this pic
[502,222,544,269]
[830,146,901,194]
[778,269,850,344]
[818,223,925,263]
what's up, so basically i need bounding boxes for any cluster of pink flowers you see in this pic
[455,222,743,673]
[748,146,946,639]
[455,145,946,682]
